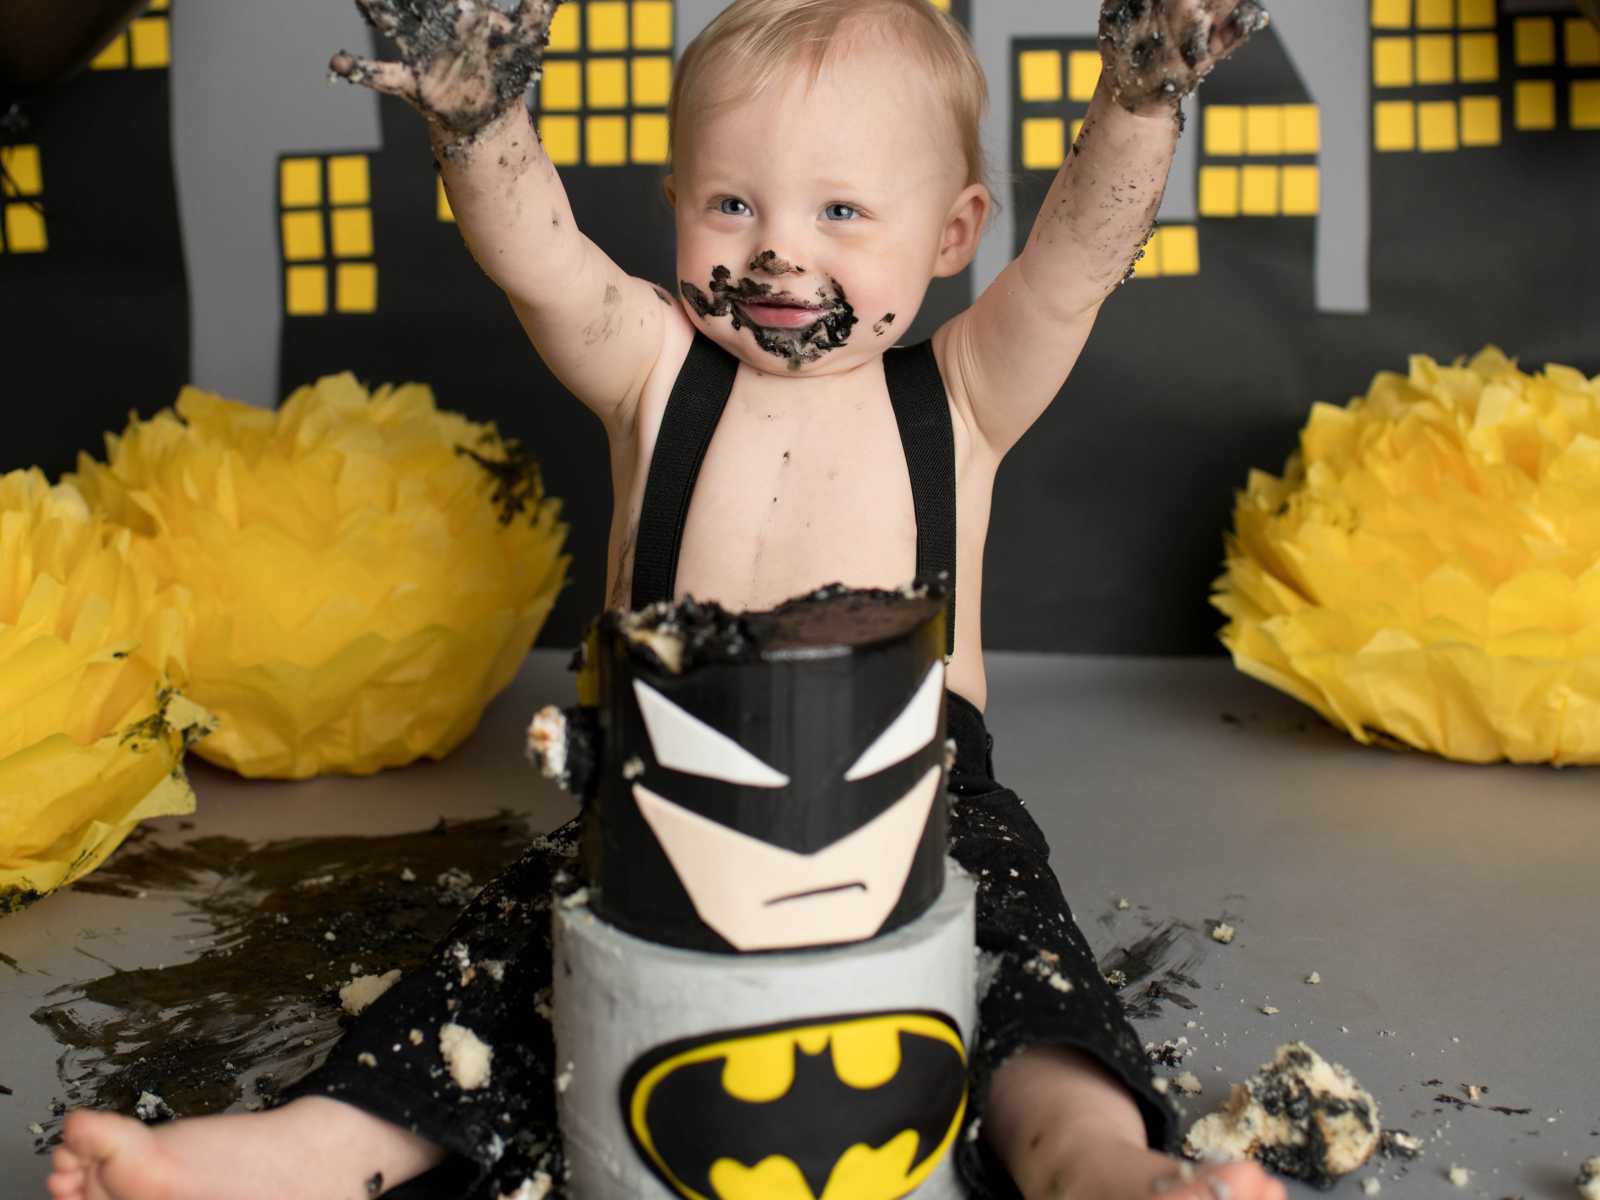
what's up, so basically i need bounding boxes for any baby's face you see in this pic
[668,35,973,377]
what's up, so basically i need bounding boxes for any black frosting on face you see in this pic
[680,266,859,371]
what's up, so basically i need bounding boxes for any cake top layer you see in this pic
[601,582,946,674]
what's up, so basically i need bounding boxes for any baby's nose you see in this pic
[749,249,803,277]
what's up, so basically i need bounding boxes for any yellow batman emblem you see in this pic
[622,1010,968,1200]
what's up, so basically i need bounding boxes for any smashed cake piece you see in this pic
[1183,1041,1381,1188]
[1578,1157,1600,1200]
[339,969,401,1016]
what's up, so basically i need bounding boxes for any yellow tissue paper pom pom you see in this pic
[0,469,214,913]
[71,374,571,779]
[1213,348,1600,764]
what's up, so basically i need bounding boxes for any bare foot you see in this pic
[46,1096,444,1200]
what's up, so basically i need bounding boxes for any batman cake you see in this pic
[530,583,976,1200]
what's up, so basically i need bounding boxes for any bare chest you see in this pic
[671,371,918,612]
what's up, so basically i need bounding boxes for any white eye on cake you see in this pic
[843,661,944,780]
[632,680,790,787]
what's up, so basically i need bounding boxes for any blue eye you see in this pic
[824,203,859,221]
[716,197,750,216]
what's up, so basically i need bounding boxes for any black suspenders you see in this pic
[630,329,957,654]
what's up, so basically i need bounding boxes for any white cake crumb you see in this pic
[1174,1071,1203,1095]
[400,867,417,882]
[339,969,402,1016]
[497,1171,554,1200]
[1306,971,1321,984]
[323,931,336,942]
[1116,896,1132,910]
[1361,1178,1381,1195]
[134,1092,174,1122]
[559,887,590,910]
[28,1122,44,1136]
[439,1023,493,1090]
[1211,923,1235,944]
[1153,1076,1171,1094]
[555,1061,575,1093]
[1447,1165,1471,1187]
[409,1028,424,1046]
[1261,1005,1280,1015]
[622,755,645,780]
[1577,1157,1600,1200]
[526,706,569,782]
[357,1052,378,1068]
[1183,1042,1380,1186]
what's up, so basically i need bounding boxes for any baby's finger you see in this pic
[330,51,417,99]
[1212,0,1270,55]
[517,0,562,39]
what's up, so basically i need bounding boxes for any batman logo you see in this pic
[621,1010,968,1200]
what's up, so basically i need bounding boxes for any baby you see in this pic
[48,2,1280,1199]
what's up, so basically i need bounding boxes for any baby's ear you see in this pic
[934,183,991,278]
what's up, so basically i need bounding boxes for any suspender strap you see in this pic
[884,339,958,655]
[630,329,740,609]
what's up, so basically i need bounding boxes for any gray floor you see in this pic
[2,650,1596,1197]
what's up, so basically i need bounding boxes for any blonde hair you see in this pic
[667,0,994,208]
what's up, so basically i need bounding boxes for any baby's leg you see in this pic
[50,821,579,1200]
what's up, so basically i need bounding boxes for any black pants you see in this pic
[283,694,1177,1198]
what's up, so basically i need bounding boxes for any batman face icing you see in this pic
[581,586,950,953]
[623,1010,968,1200]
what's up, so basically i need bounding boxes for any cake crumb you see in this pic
[1261,1005,1280,1015]
[1173,1071,1203,1096]
[622,755,645,780]
[1360,1179,1381,1196]
[555,1061,575,1093]
[1305,971,1321,984]
[439,1023,493,1090]
[1211,923,1235,944]
[1116,896,1132,910]
[340,969,402,1016]
[1448,1165,1471,1187]
[27,1122,44,1136]
[409,1028,424,1046]
[497,1172,553,1200]
[1576,1157,1600,1200]
[134,1092,174,1123]
[357,1052,378,1068]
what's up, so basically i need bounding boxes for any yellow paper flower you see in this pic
[1,469,213,912]
[1213,348,1600,764]
[72,374,571,779]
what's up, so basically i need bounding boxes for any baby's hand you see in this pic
[330,0,562,146]
[1098,0,1269,114]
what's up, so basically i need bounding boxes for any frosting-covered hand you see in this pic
[1098,0,1269,114]
[330,0,563,146]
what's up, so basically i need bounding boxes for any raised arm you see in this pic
[331,0,670,427]
[941,0,1268,457]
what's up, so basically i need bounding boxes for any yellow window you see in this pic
[1373,37,1414,87]
[327,155,370,206]
[632,113,670,163]
[1415,34,1454,83]
[1281,166,1319,215]
[587,1,628,50]
[1415,0,1452,28]
[547,4,579,51]
[148,0,169,9]
[1240,165,1278,216]
[586,115,627,165]
[1457,33,1498,82]
[90,34,129,69]
[1198,166,1240,217]
[437,178,455,222]
[1206,106,1244,155]
[1459,95,1501,145]
[1282,105,1320,154]
[1159,226,1199,275]
[1019,50,1063,102]
[1457,0,1496,27]
[1573,81,1600,130]
[1567,18,1600,67]
[539,115,581,165]
[1021,118,1065,170]
[129,17,169,67]
[285,265,328,315]
[4,203,46,252]
[586,58,627,108]
[540,60,582,111]
[0,145,42,195]
[1514,18,1555,66]
[1515,80,1556,130]
[281,211,324,261]
[1417,100,1458,151]
[1374,100,1416,151]
[1246,106,1283,155]
[336,263,378,313]
[632,57,673,108]
[1068,51,1101,102]
[331,208,373,258]
[633,1,673,49]
[1371,0,1410,29]
[280,158,321,208]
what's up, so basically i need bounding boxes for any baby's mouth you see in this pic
[736,297,827,329]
